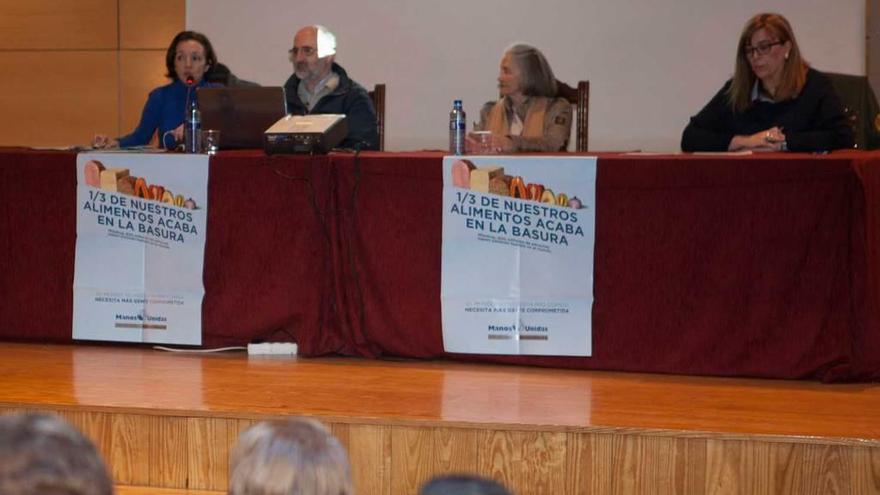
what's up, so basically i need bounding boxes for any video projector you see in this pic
[263,114,348,154]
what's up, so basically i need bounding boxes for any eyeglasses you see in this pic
[744,40,784,58]
[288,46,317,57]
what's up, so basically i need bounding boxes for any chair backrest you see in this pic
[825,72,880,150]
[368,83,386,151]
[556,80,590,151]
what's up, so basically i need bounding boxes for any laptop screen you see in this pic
[197,87,288,150]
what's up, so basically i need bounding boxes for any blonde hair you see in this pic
[229,418,352,495]
[728,13,808,113]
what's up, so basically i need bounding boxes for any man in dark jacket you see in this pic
[284,25,379,150]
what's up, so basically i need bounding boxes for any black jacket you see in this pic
[681,68,854,152]
[284,63,379,150]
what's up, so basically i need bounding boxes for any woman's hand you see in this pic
[465,132,514,154]
[465,133,489,154]
[729,126,786,151]
[92,134,119,149]
[171,124,185,143]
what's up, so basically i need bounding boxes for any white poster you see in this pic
[441,155,597,356]
[73,153,209,345]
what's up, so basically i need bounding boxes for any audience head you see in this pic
[291,25,337,85]
[420,474,513,495]
[0,412,113,495]
[165,30,217,84]
[229,417,352,495]
[498,44,558,100]
[729,12,807,112]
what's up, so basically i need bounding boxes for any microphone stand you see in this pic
[180,76,195,151]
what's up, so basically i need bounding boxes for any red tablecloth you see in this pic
[1,148,878,381]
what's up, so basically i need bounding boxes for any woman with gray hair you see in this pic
[471,43,572,152]
[0,413,113,495]
[228,417,353,495]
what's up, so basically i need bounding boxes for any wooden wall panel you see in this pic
[565,431,599,495]
[770,443,845,494]
[607,435,682,495]
[65,410,115,468]
[120,0,185,49]
[119,50,168,143]
[391,426,436,494]
[705,439,773,495]
[150,416,188,488]
[226,418,254,486]
[433,427,479,473]
[388,426,478,493]
[702,440,864,495]
[117,486,223,495]
[111,413,152,486]
[343,424,392,495]
[675,437,708,494]
[0,52,118,147]
[0,0,117,50]
[186,417,230,491]
[0,1,182,147]
[477,430,568,495]
[852,446,880,493]
[3,406,880,495]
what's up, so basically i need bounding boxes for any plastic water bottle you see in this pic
[184,97,201,153]
[449,100,466,154]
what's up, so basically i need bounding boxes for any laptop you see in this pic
[197,86,288,149]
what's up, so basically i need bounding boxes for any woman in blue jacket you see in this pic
[93,31,218,149]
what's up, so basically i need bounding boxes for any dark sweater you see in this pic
[283,63,379,150]
[681,68,854,152]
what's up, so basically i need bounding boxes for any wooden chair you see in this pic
[556,80,590,151]
[368,83,386,151]
[825,72,880,150]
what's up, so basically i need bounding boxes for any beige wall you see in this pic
[0,0,184,147]
[869,0,880,93]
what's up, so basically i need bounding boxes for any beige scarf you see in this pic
[485,97,549,138]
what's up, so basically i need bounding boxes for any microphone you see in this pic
[179,76,195,149]
[184,75,195,114]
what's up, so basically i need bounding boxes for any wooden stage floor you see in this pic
[1,343,879,494]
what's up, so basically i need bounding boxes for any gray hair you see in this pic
[505,43,558,97]
[229,418,352,495]
[0,413,113,495]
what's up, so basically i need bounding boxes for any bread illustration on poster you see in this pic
[83,160,198,209]
[450,159,583,208]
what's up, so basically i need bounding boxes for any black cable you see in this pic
[263,151,333,346]
[344,145,368,347]
[261,141,373,353]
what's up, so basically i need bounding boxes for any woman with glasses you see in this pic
[93,31,218,149]
[469,43,572,153]
[681,13,853,152]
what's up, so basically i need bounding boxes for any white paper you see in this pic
[441,155,597,356]
[73,153,209,345]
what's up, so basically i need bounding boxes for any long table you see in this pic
[2,148,879,381]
